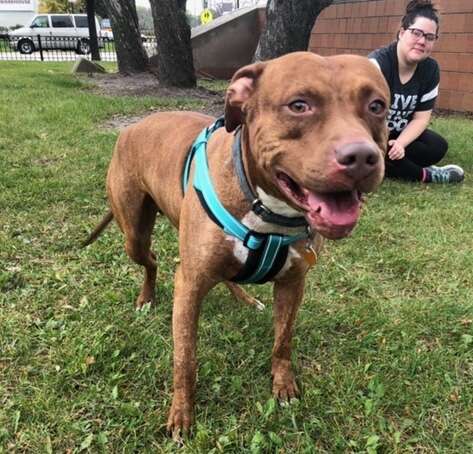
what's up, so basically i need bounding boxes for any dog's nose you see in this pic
[335,142,380,180]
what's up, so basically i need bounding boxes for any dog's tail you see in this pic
[82,210,114,247]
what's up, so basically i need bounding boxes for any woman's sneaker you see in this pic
[426,165,465,183]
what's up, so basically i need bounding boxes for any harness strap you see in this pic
[232,234,290,284]
[182,118,224,194]
[182,118,309,284]
[234,245,289,283]
[193,141,307,249]
[194,186,292,283]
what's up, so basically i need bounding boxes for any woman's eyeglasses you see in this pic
[408,28,438,42]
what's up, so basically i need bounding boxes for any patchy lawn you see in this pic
[1,62,472,452]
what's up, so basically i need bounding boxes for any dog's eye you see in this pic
[288,100,310,114]
[368,100,386,115]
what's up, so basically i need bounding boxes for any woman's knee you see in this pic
[425,129,448,159]
[439,134,448,155]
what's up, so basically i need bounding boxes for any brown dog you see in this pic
[84,52,389,436]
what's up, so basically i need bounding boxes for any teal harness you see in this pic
[182,118,309,284]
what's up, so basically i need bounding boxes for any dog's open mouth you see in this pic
[276,172,362,239]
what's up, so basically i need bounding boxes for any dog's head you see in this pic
[224,51,390,240]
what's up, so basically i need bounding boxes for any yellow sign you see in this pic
[200,8,213,25]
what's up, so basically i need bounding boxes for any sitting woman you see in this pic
[369,0,464,183]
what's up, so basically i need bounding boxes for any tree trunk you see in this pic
[254,0,334,61]
[149,0,196,87]
[94,0,109,18]
[86,0,100,61]
[101,0,149,73]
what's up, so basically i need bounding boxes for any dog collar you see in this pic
[231,128,308,228]
[182,118,310,284]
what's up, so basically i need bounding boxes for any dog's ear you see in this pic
[224,62,266,132]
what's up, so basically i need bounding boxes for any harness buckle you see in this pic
[243,229,265,249]
[252,199,272,217]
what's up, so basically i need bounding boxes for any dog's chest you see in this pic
[226,211,303,279]
[226,188,313,279]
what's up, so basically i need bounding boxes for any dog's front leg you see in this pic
[271,277,305,401]
[167,264,213,437]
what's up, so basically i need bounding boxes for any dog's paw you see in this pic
[135,301,152,313]
[272,374,299,402]
[135,296,155,311]
[253,298,266,311]
[167,404,193,441]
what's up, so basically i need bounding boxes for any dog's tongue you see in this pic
[305,191,361,239]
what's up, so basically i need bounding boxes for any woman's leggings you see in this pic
[385,129,448,182]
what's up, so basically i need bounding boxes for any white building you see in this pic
[0,0,38,28]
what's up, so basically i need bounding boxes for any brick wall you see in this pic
[309,0,473,112]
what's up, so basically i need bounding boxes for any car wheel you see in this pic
[18,39,35,54]
[76,39,90,55]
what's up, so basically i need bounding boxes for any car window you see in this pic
[74,16,89,28]
[31,16,49,28]
[51,15,74,28]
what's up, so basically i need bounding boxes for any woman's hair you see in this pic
[401,0,439,31]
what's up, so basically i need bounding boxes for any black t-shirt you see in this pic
[368,42,439,134]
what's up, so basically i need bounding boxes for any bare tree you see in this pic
[254,0,334,61]
[148,0,196,87]
[101,0,149,73]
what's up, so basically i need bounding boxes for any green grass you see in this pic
[1,61,472,453]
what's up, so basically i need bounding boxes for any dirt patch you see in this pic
[88,72,223,99]
[83,72,227,130]
[103,113,156,130]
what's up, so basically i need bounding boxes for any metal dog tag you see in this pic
[302,246,317,267]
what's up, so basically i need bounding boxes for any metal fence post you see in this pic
[38,35,44,61]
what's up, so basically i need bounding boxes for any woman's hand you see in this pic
[386,110,432,161]
[388,140,405,160]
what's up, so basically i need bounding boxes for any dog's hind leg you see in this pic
[225,282,265,311]
[110,190,159,310]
